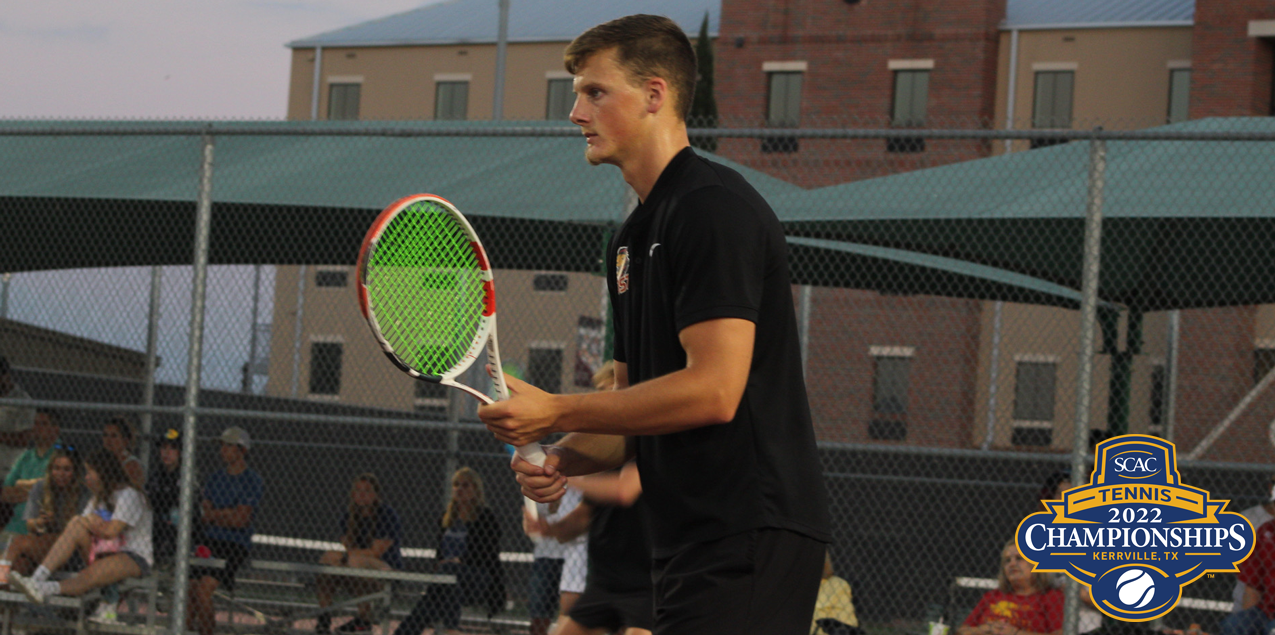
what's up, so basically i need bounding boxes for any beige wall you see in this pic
[264,265,604,411]
[287,42,574,121]
[993,27,1193,153]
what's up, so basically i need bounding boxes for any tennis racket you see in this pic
[356,193,549,474]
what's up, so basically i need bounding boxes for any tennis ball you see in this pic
[1116,569,1155,608]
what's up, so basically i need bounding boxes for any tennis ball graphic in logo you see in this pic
[1116,569,1156,609]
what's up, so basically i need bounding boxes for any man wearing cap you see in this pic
[0,356,35,478]
[187,427,265,635]
[146,428,183,568]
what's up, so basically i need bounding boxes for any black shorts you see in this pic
[192,538,249,592]
[651,528,825,635]
[568,585,655,632]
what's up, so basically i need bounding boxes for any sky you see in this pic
[1,0,437,120]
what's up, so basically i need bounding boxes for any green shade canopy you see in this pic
[775,118,1275,311]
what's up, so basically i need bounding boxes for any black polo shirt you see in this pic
[585,497,652,593]
[606,146,830,556]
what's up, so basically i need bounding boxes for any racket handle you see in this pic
[514,442,547,467]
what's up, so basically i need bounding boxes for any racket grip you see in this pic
[515,442,547,467]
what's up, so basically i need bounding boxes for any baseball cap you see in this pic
[220,426,251,450]
[159,427,181,448]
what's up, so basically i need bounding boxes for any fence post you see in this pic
[141,265,163,476]
[1065,133,1106,635]
[172,131,216,635]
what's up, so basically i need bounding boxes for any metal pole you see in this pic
[245,264,262,394]
[1003,29,1020,154]
[492,0,510,120]
[982,301,1004,450]
[798,286,812,378]
[1064,135,1106,635]
[291,265,307,397]
[0,273,10,319]
[140,265,163,476]
[1164,310,1181,441]
[172,133,215,635]
[311,47,323,121]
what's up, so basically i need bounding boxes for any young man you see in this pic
[479,14,829,634]
[188,427,264,635]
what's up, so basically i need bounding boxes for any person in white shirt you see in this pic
[7,448,153,604]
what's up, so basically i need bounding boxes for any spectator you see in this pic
[6,447,89,575]
[0,356,35,523]
[145,428,183,568]
[1222,486,1275,635]
[523,486,587,635]
[0,410,62,545]
[7,449,153,616]
[187,427,264,635]
[1232,475,1275,612]
[957,540,1062,635]
[811,550,862,635]
[102,416,144,489]
[315,473,403,634]
[393,467,503,635]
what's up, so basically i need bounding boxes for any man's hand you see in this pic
[480,373,562,447]
[512,450,567,503]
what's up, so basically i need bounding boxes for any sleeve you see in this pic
[963,592,993,627]
[81,497,96,517]
[667,188,770,333]
[112,489,144,528]
[22,481,42,521]
[3,457,21,487]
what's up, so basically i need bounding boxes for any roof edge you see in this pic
[288,31,719,49]
[1001,20,1192,31]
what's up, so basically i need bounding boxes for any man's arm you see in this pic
[570,461,642,507]
[482,317,754,445]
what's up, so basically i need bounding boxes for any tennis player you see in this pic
[479,13,830,635]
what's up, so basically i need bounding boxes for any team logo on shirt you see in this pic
[1016,435,1254,622]
[616,247,630,294]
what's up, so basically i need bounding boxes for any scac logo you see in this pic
[1016,435,1254,623]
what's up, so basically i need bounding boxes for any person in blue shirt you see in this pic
[187,427,264,635]
[315,472,404,633]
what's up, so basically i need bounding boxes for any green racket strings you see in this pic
[365,200,485,376]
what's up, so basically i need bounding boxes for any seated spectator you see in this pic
[1232,475,1275,612]
[7,449,153,614]
[188,427,264,635]
[957,540,1062,635]
[1222,490,1275,635]
[523,485,587,635]
[812,549,862,635]
[145,428,183,568]
[1,410,62,548]
[102,417,144,489]
[393,467,503,635]
[6,447,89,575]
[315,473,403,634]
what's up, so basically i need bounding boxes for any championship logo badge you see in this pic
[1016,435,1253,622]
[616,247,630,294]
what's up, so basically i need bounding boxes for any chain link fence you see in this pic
[0,117,1273,635]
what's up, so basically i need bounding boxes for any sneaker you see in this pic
[7,572,44,604]
[89,602,120,624]
[335,617,373,633]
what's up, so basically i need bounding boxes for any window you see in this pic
[528,347,563,394]
[1255,348,1275,385]
[546,78,574,120]
[328,84,361,121]
[1031,71,1074,149]
[1167,69,1191,124]
[315,270,347,287]
[868,354,911,440]
[414,380,448,418]
[1148,364,1166,434]
[1012,361,1056,446]
[888,70,929,153]
[764,71,802,153]
[435,82,469,120]
[309,342,343,395]
[533,273,569,292]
